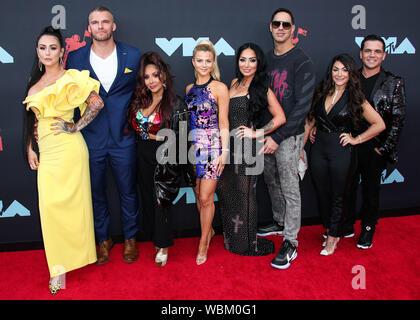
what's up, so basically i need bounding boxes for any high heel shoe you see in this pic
[196,253,207,265]
[196,228,215,265]
[322,233,340,246]
[48,277,62,296]
[320,237,340,256]
[155,248,168,267]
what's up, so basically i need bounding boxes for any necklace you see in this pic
[152,95,162,101]
[331,88,344,106]
[239,81,250,88]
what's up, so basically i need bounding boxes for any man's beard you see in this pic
[91,31,113,42]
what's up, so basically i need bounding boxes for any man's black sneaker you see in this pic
[357,225,375,249]
[342,227,355,238]
[257,223,284,237]
[270,240,297,270]
[344,231,355,238]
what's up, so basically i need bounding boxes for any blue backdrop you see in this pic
[0,0,418,246]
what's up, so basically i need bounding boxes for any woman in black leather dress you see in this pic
[303,54,385,256]
[217,43,286,256]
[128,52,195,266]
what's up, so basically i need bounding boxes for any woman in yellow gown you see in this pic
[23,26,104,295]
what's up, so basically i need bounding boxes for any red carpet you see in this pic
[0,215,419,300]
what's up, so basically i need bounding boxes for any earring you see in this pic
[162,83,167,90]
[38,60,43,72]
[59,56,63,66]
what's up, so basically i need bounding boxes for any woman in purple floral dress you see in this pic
[185,40,229,265]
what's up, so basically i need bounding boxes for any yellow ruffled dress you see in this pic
[23,69,100,277]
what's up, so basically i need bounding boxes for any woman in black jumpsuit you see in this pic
[128,52,195,266]
[303,54,385,255]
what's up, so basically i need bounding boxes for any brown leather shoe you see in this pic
[96,239,114,265]
[123,238,138,263]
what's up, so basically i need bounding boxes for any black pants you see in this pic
[136,139,174,248]
[344,144,388,230]
[310,131,356,237]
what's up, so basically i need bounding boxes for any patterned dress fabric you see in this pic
[131,109,162,140]
[185,78,221,179]
[217,96,274,256]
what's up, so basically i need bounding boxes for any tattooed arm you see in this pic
[50,91,104,135]
[237,88,286,139]
[261,120,275,133]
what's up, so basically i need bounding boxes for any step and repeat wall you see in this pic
[0,0,418,245]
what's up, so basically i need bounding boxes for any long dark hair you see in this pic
[128,51,176,129]
[234,43,269,128]
[308,53,364,128]
[23,26,64,155]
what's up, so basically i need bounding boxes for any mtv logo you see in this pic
[63,30,91,67]
[172,187,218,205]
[156,37,235,56]
[0,200,31,218]
[355,37,415,54]
[0,46,14,63]
[381,169,404,184]
[292,27,308,45]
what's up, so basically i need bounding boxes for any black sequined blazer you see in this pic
[367,68,406,163]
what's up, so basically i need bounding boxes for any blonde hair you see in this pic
[192,40,220,81]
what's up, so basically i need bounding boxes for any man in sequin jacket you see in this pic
[344,34,406,249]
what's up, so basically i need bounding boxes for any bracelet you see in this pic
[358,135,362,144]
[221,148,230,152]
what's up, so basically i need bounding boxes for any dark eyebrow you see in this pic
[90,19,110,23]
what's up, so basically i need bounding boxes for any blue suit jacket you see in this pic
[66,41,141,149]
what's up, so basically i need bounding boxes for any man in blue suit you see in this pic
[66,6,141,264]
